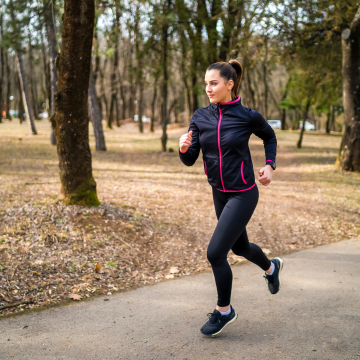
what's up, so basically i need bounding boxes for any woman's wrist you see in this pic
[179,146,189,153]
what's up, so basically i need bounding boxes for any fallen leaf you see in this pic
[95,262,102,273]
[169,267,179,274]
[68,293,82,301]
[72,288,79,293]
[0,293,11,302]
[165,274,174,279]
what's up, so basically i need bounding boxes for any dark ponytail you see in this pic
[207,59,243,99]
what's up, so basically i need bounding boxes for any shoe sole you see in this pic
[274,257,284,292]
[202,312,238,337]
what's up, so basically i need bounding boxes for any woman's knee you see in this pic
[232,243,251,258]
[207,247,226,265]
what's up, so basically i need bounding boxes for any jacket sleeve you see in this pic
[179,112,201,166]
[249,110,277,162]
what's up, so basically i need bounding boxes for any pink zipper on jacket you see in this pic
[217,96,241,192]
[217,107,225,191]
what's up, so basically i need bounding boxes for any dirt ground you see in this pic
[0,119,359,317]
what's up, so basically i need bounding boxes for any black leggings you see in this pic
[208,184,271,307]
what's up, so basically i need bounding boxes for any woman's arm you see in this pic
[179,114,201,166]
[249,110,277,186]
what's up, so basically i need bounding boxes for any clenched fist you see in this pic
[258,165,273,186]
[179,130,193,153]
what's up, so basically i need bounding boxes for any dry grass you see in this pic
[0,118,359,316]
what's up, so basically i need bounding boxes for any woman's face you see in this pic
[204,69,234,104]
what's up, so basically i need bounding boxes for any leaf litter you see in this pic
[0,121,360,316]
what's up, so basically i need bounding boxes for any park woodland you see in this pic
[0,0,360,326]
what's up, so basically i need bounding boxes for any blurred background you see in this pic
[0,0,352,134]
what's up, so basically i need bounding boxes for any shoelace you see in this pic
[264,274,273,282]
[207,311,221,323]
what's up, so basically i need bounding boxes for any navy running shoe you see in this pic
[264,257,284,294]
[200,305,238,336]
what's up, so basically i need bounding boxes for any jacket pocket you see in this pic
[241,161,247,184]
[204,161,208,178]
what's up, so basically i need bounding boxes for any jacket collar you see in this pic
[210,96,241,110]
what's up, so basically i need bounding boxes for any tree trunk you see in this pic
[108,2,120,129]
[161,5,170,152]
[219,0,239,61]
[9,2,37,133]
[93,22,103,120]
[331,104,336,131]
[28,33,40,120]
[118,70,127,120]
[263,64,268,119]
[326,106,331,134]
[5,50,11,120]
[88,66,106,151]
[281,108,287,130]
[180,38,192,116]
[17,76,24,123]
[50,0,99,206]
[246,69,256,109]
[135,4,144,133]
[281,76,291,130]
[45,0,59,145]
[335,15,360,171]
[41,35,51,116]
[138,87,144,133]
[150,78,158,132]
[99,59,108,121]
[297,99,311,149]
[16,54,37,134]
[18,98,24,124]
[174,99,179,123]
[191,74,198,113]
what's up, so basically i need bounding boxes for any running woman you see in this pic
[179,60,283,337]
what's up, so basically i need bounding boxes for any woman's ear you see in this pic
[227,79,234,91]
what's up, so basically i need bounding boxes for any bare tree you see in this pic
[9,0,37,134]
[51,0,100,205]
[335,7,360,171]
[88,66,106,151]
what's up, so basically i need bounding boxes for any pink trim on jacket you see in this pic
[241,161,247,184]
[216,183,256,193]
[219,96,241,105]
[218,107,225,191]
[266,159,272,162]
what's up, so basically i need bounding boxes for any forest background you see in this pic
[1,0,360,316]
[1,0,356,145]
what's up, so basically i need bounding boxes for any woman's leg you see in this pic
[207,185,265,307]
[232,228,271,271]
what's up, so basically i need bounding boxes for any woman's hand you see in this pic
[258,165,273,186]
[179,130,193,153]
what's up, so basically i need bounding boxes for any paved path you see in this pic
[1,239,360,360]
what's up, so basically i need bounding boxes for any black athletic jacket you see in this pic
[179,96,277,192]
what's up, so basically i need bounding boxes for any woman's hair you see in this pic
[207,59,243,99]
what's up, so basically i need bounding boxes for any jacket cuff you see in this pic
[179,147,189,154]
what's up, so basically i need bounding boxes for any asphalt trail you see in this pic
[1,238,359,360]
